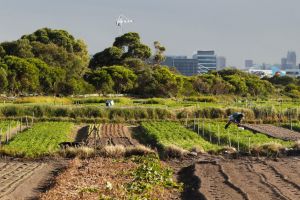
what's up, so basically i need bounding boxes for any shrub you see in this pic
[125,145,156,156]
[164,145,189,158]
[184,96,217,103]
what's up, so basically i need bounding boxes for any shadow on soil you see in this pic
[178,164,206,200]
[75,126,89,143]
[29,161,68,200]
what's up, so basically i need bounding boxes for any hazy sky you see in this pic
[1,0,300,66]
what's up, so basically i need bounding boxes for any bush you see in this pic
[183,96,217,103]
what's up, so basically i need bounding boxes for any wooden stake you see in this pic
[217,124,220,145]
[248,137,251,154]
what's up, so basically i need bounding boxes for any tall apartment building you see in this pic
[287,51,297,69]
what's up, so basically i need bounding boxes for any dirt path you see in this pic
[241,124,300,141]
[0,160,63,200]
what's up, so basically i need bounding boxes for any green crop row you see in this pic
[140,121,220,152]
[0,122,74,157]
[197,122,293,152]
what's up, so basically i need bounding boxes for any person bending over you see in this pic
[225,112,244,129]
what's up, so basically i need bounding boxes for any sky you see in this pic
[1,0,300,67]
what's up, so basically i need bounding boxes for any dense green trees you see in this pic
[0,28,91,95]
[0,28,288,98]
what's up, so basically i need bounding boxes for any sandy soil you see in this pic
[0,160,61,200]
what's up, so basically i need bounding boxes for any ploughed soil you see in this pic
[241,124,300,141]
[88,124,139,147]
[173,155,300,200]
[0,159,65,200]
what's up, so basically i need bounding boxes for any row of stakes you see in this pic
[187,118,252,154]
[0,116,34,147]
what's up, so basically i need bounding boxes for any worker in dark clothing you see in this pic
[225,112,244,129]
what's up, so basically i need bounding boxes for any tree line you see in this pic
[0,28,290,97]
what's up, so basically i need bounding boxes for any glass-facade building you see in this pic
[163,51,217,76]
[163,57,199,76]
[193,51,217,73]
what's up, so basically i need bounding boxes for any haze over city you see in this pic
[1,0,300,66]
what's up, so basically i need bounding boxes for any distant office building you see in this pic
[217,56,226,70]
[193,51,217,73]
[163,56,199,76]
[281,58,288,69]
[287,51,297,69]
[245,60,254,68]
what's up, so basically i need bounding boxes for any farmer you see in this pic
[225,112,244,129]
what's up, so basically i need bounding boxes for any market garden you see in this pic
[0,96,300,199]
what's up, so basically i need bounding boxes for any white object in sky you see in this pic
[116,14,133,34]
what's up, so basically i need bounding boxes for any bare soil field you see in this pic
[88,124,139,147]
[182,156,300,200]
[241,124,300,141]
[0,160,61,200]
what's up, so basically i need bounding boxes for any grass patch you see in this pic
[14,96,72,104]
[1,122,74,157]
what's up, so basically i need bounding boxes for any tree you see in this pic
[153,41,166,64]
[104,65,137,93]
[89,47,123,70]
[0,67,8,92]
[84,69,114,94]
[4,56,39,94]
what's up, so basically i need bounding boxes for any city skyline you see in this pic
[1,0,300,66]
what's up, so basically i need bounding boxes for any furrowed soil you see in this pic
[175,156,300,200]
[0,159,64,200]
[88,124,139,147]
[241,124,300,141]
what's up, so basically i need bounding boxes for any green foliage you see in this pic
[141,122,220,152]
[199,122,292,152]
[0,121,18,141]
[126,156,182,198]
[1,122,74,157]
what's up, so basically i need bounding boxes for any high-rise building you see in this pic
[281,58,288,69]
[245,60,254,68]
[217,56,226,70]
[287,51,296,69]
[193,50,217,73]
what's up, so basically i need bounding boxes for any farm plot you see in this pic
[199,122,292,152]
[241,124,300,141]
[141,122,220,152]
[0,161,43,199]
[88,124,139,147]
[191,157,300,200]
[1,122,74,157]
